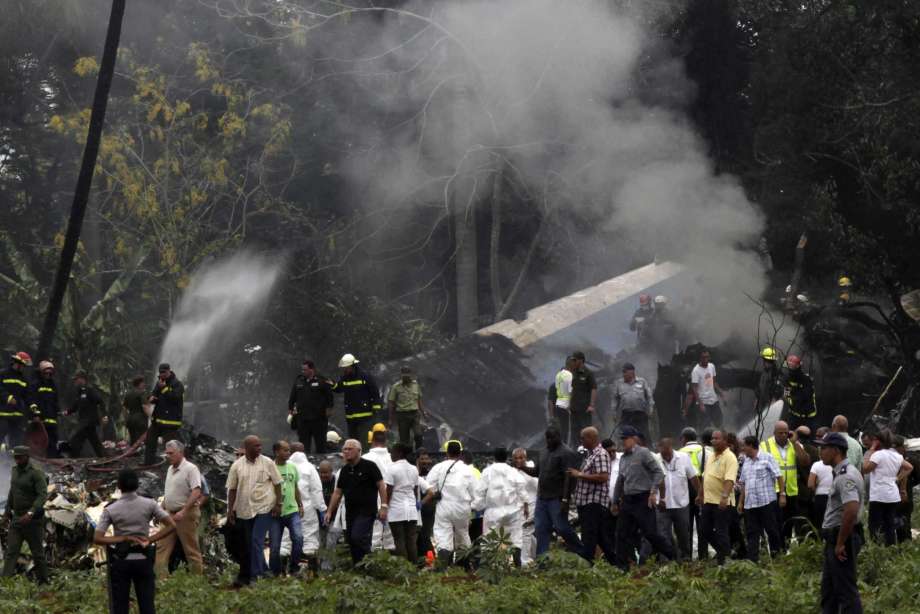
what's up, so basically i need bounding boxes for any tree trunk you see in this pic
[455,181,479,336]
[36,0,126,361]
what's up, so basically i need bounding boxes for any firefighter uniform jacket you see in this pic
[333,366,382,421]
[29,376,60,424]
[0,366,30,418]
[70,385,105,426]
[150,374,184,428]
[782,370,817,418]
[288,374,334,422]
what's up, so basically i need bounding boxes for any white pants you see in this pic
[280,509,321,556]
[520,518,536,565]
[372,518,395,551]
[433,512,471,552]
[482,514,524,549]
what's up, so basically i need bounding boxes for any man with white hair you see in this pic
[512,448,538,565]
[281,443,327,573]
[474,447,527,566]
[421,440,476,566]
[156,439,203,576]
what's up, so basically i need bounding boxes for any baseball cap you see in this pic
[622,362,636,371]
[158,363,171,372]
[620,425,642,439]
[12,445,30,457]
[572,351,586,361]
[814,432,849,451]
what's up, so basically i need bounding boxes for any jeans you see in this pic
[616,494,674,570]
[534,497,582,556]
[821,530,863,613]
[744,502,782,562]
[389,520,418,564]
[345,514,375,564]
[658,506,692,561]
[868,501,898,546]
[577,503,616,564]
[270,512,303,574]
[701,503,731,564]
[109,555,155,614]
[251,512,274,578]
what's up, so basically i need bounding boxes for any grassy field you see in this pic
[3,539,920,613]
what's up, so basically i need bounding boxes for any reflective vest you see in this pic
[554,369,571,408]
[151,375,184,427]
[680,442,704,475]
[0,367,29,417]
[760,437,798,496]
[333,367,382,420]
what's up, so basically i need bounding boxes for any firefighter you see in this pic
[836,276,852,306]
[0,352,33,450]
[780,355,817,432]
[144,363,184,466]
[755,346,782,416]
[333,354,382,449]
[629,294,654,346]
[66,370,108,458]
[29,360,60,457]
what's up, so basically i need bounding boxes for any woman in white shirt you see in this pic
[863,430,913,546]
[807,458,834,531]
[386,442,421,563]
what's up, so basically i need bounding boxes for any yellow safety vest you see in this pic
[680,443,703,474]
[760,437,798,496]
[554,370,571,404]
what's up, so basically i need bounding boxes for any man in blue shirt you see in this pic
[737,435,784,562]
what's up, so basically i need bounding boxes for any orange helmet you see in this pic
[11,351,32,366]
[786,354,801,369]
[638,293,651,306]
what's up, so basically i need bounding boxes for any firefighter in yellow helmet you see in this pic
[755,346,782,416]
[837,276,852,306]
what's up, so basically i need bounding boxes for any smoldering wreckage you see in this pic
[3,262,920,576]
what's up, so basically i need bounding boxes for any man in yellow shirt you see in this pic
[695,430,738,565]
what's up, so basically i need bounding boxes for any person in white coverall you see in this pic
[280,447,327,572]
[512,447,539,565]
[421,440,476,566]
[474,448,527,566]
[364,429,395,551]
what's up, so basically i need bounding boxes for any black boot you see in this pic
[436,549,452,570]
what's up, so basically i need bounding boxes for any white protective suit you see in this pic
[364,446,395,550]
[473,462,526,548]
[426,458,476,552]
[517,465,539,564]
[280,452,327,557]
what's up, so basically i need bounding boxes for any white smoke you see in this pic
[158,252,283,381]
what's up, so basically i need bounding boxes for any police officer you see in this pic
[29,361,61,457]
[612,362,654,442]
[67,370,108,457]
[333,354,382,449]
[93,469,176,614]
[144,363,184,466]
[780,354,817,432]
[630,293,654,347]
[0,351,32,449]
[814,432,864,613]
[1,445,48,583]
[288,359,334,454]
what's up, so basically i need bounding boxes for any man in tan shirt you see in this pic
[156,440,203,576]
[227,435,282,585]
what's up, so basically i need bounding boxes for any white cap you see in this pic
[326,430,342,444]
[286,414,293,425]
[654,295,668,305]
[338,353,359,368]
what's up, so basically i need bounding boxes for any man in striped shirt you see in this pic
[738,435,784,562]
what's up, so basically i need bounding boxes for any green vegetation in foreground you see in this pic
[3,540,920,614]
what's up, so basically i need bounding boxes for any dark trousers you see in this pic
[602,507,618,559]
[896,498,913,544]
[620,411,649,442]
[109,555,156,614]
[389,520,418,564]
[744,502,783,562]
[821,530,863,614]
[44,423,60,458]
[0,416,26,448]
[396,411,424,450]
[70,421,105,457]
[688,502,707,559]
[813,495,829,535]
[126,414,148,446]
[534,497,582,556]
[552,406,571,448]
[570,410,592,446]
[2,516,48,582]
[232,517,256,585]
[345,514,374,564]
[776,495,800,546]
[418,502,435,558]
[346,417,375,451]
[616,494,674,570]
[143,424,179,466]
[298,418,328,454]
[658,506,692,561]
[701,503,731,564]
[868,501,898,546]
[577,503,616,565]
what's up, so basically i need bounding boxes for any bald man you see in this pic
[760,421,811,547]
[568,427,616,564]
[226,435,282,586]
[831,415,864,469]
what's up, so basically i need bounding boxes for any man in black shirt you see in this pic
[289,359,334,454]
[67,370,108,457]
[324,438,388,564]
[122,376,148,446]
[530,427,583,556]
[569,351,598,447]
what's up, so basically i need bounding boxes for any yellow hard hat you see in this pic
[760,346,776,360]
[441,439,463,452]
[838,276,852,288]
[368,422,387,443]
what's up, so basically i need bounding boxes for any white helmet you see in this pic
[654,295,668,305]
[326,430,342,444]
[338,353,359,368]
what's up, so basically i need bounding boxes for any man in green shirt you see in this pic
[388,366,428,451]
[2,446,49,583]
[269,440,304,575]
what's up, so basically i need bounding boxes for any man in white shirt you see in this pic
[474,448,526,566]
[156,440,203,576]
[364,429,395,551]
[511,448,538,565]
[386,442,421,563]
[689,350,724,429]
[421,440,476,566]
[654,437,699,561]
